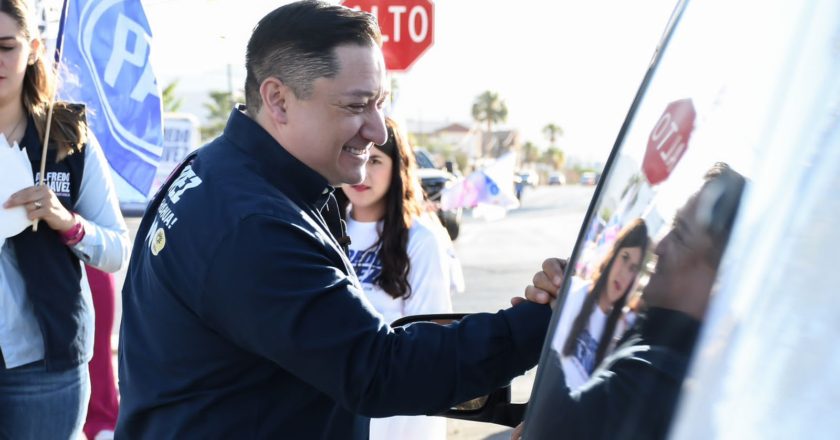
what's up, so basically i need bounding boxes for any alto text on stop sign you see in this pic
[341,0,435,72]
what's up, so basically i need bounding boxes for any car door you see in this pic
[520,0,840,438]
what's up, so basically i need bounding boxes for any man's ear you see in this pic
[259,77,291,124]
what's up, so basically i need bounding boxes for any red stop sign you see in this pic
[643,99,696,185]
[341,0,434,72]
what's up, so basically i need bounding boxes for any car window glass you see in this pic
[515,0,821,436]
[414,149,437,169]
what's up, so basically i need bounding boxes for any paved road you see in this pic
[111,184,594,439]
[446,184,593,439]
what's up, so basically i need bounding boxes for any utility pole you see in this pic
[226,63,234,109]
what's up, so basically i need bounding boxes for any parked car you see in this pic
[414,148,462,240]
[547,172,566,185]
[516,170,539,187]
[579,171,598,185]
[396,0,840,437]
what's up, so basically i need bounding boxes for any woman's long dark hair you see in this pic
[2,0,87,160]
[562,218,649,367]
[337,117,423,299]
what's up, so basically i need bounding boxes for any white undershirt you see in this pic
[345,213,456,440]
[551,277,610,390]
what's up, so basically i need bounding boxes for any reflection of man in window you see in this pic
[519,163,746,440]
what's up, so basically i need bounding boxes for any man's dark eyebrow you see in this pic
[343,89,391,100]
[0,36,18,41]
[342,90,377,98]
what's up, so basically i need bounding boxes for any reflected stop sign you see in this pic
[643,99,696,185]
[341,0,434,72]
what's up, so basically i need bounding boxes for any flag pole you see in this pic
[33,0,69,232]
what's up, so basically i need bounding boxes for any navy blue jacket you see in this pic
[525,307,701,439]
[116,110,551,439]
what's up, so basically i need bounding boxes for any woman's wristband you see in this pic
[60,213,85,246]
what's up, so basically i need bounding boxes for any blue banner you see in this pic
[57,0,163,196]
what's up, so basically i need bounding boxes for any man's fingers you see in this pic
[534,270,560,293]
[524,285,550,304]
[516,257,571,307]
[542,257,568,285]
[511,422,524,440]
[510,296,525,306]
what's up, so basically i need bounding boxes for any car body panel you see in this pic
[521,0,840,437]
[414,148,462,240]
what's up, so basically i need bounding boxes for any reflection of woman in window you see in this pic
[551,219,649,389]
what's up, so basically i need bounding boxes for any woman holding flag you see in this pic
[0,1,129,438]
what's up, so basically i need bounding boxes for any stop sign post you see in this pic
[643,99,696,185]
[341,0,434,72]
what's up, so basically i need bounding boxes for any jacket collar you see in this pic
[222,107,334,209]
[637,307,701,355]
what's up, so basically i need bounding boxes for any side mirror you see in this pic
[390,313,528,428]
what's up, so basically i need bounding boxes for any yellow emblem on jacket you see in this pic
[151,227,166,256]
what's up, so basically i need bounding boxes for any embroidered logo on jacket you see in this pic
[146,164,202,256]
[150,226,166,256]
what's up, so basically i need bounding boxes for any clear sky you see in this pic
[142,0,677,162]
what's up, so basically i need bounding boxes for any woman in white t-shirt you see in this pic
[550,219,649,390]
[337,117,458,440]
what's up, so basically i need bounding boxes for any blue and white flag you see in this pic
[56,0,163,199]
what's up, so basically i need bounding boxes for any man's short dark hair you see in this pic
[244,1,382,111]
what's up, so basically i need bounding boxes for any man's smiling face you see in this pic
[280,43,389,185]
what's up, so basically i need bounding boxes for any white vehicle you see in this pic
[397,0,840,437]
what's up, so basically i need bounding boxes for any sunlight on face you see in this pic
[606,246,643,304]
[281,44,388,185]
[0,12,33,108]
[341,146,393,222]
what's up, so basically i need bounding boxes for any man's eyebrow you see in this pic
[0,36,18,41]
[342,90,377,98]
[342,89,391,100]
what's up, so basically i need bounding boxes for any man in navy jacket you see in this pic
[117,2,552,438]
[515,164,746,440]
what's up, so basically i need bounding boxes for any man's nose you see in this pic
[362,109,388,146]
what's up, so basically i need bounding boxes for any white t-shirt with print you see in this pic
[550,276,609,390]
[346,214,455,440]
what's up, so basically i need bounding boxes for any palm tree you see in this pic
[542,146,566,170]
[471,91,508,158]
[522,141,540,165]
[200,89,243,141]
[542,123,564,148]
[161,80,183,113]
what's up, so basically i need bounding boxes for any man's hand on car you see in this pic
[511,257,568,307]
